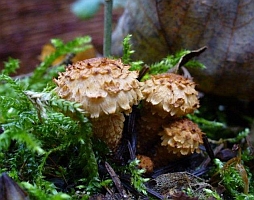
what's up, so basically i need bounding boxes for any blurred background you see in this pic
[0,0,123,74]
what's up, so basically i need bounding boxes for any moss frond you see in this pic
[1,57,20,75]
[122,34,134,64]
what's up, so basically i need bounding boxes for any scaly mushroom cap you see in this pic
[159,118,204,156]
[54,57,143,118]
[141,73,199,118]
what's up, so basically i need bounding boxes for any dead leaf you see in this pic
[112,0,254,100]
[39,43,97,66]
[0,173,28,200]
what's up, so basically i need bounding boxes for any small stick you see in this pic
[128,105,138,156]
[202,134,215,160]
[127,141,135,161]
[103,0,113,57]
[105,161,128,199]
[138,65,150,81]
[201,143,224,168]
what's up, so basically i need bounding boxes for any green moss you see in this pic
[0,36,100,199]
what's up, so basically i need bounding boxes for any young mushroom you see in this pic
[152,118,204,168]
[136,154,154,174]
[54,57,143,151]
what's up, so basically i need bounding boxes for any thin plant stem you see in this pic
[103,0,113,57]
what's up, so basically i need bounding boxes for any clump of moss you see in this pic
[0,36,102,199]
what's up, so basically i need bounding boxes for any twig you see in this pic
[202,135,215,160]
[138,65,150,81]
[200,143,224,168]
[168,46,207,73]
[105,161,128,199]
[103,0,113,57]
[128,105,138,157]
[127,141,135,161]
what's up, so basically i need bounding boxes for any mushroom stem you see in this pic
[91,113,125,152]
[137,107,170,155]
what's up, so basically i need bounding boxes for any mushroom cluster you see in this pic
[54,57,204,170]
[137,73,204,169]
[54,57,143,151]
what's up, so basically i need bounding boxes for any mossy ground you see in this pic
[0,36,253,199]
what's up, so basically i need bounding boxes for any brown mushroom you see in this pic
[137,73,199,153]
[91,113,125,150]
[54,57,143,151]
[136,154,154,173]
[141,73,199,118]
[160,118,204,155]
